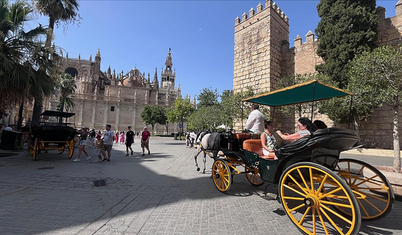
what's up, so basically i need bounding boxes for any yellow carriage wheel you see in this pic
[30,138,38,161]
[335,159,394,221]
[279,162,361,235]
[67,139,75,159]
[245,166,264,186]
[212,159,232,192]
[58,145,65,154]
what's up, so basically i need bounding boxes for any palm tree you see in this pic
[0,0,57,127]
[31,0,80,125]
[57,73,76,112]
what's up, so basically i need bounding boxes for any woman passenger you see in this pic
[276,117,314,142]
[260,120,278,160]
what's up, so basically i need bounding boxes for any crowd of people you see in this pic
[72,125,151,162]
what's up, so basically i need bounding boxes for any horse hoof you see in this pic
[202,170,206,174]
[197,168,200,171]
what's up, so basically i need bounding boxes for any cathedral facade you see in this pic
[234,0,402,148]
[57,48,181,134]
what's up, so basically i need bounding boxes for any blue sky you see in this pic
[28,0,397,101]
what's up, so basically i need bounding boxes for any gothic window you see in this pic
[65,67,78,78]
[110,106,115,112]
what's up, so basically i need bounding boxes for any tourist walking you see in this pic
[73,127,91,162]
[120,131,125,144]
[96,136,104,162]
[141,126,151,156]
[115,131,119,143]
[125,126,135,156]
[101,124,115,162]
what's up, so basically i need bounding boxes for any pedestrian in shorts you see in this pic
[96,138,104,162]
[125,126,135,156]
[73,127,91,162]
[141,126,151,156]
[101,124,114,162]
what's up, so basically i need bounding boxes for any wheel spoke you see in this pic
[284,184,307,197]
[288,174,310,195]
[283,196,305,201]
[321,200,352,208]
[319,187,342,199]
[298,207,311,225]
[309,168,314,192]
[297,169,310,192]
[321,204,353,225]
[312,204,316,235]
[316,174,329,196]
[354,174,378,187]
[351,165,365,185]
[320,207,345,235]
[316,208,329,235]
[362,197,383,213]
[289,203,306,213]
[357,198,370,217]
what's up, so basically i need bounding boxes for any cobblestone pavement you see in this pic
[0,137,401,235]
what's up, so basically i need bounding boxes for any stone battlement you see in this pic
[235,0,288,26]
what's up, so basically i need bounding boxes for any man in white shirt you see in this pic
[101,124,115,162]
[245,104,264,134]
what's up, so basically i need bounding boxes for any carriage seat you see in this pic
[243,139,264,157]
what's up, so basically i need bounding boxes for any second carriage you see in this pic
[29,111,77,160]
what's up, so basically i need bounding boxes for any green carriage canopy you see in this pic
[242,80,353,106]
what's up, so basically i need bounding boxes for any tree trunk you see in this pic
[392,105,401,173]
[45,16,55,49]
[31,99,42,126]
[32,16,55,125]
[17,100,24,130]
[59,96,65,123]
[353,114,359,135]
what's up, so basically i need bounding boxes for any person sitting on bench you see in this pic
[260,120,278,160]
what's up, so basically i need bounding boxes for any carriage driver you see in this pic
[245,104,265,134]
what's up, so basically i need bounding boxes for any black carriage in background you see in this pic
[205,80,395,235]
[29,111,76,160]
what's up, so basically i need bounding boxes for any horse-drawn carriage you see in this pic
[197,80,394,235]
[29,110,76,160]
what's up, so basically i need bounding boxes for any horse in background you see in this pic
[186,131,198,148]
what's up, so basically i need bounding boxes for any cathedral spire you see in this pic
[161,48,175,89]
[164,48,173,74]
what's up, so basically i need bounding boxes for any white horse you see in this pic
[186,131,198,148]
[193,132,222,173]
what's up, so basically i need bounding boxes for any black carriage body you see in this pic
[33,125,76,143]
[254,128,360,184]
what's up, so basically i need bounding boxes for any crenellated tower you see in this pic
[233,0,289,95]
[161,48,175,89]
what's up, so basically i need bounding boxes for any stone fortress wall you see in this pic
[234,0,402,148]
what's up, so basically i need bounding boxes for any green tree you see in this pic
[141,105,167,134]
[196,87,219,108]
[233,87,254,130]
[275,74,318,118]
[188,105,221,132]
[31,0,80,125]
[220,90,234,129]
[0,0,56,122]
[57,73,76,118]
[167,97,194,134]
[348,45,402,173]
[316,0,377,88]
